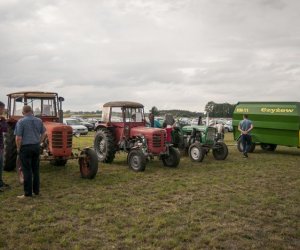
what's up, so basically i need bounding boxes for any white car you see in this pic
[63,118,88,135]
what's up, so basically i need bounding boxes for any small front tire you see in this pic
[212,142,228,160]
[127,149,146,172]
[188,143,205,162]
[79,148,99,179]
[162,147,180,168]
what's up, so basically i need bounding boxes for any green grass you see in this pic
[0,133,299,249]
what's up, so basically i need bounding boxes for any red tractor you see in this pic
[94,101,180,171]
[4,91,98,179]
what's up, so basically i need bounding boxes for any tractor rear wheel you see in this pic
[188,143,205,162]
[127,149,146,172]
[212,142,228,160]
[237,137,256,153]
[260,143,277,151]
[79,148,98,179]
[94,128,115,163]
[162,147,180,168]
[3,127,17,171]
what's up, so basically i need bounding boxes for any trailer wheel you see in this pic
[260,143,277,151]
[3,126,17,171]
[127,149,146,172]
[237,137,256,153]
[188,143,205,162]
[212,142,228,160]
[94,128,115,163]
[79,148,98,179]
[162,147,180,168]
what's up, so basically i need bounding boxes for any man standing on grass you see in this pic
[15,105,46,198]
[238,114,253,158]
[0,101,9,192]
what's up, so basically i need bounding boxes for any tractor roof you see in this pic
[103,101,144,108]
[7,91,58,98]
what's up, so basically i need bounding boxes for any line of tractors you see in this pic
[3,91,228,180]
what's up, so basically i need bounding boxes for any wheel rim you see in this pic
[130,155,140,170]
[190,147,200,160]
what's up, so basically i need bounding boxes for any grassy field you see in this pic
[0,133,299,249]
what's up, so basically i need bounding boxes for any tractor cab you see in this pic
[7,91,64,123]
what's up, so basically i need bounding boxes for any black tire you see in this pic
[260,143,277,151]
[127,149,146,172]
[162,147,180,168]
[94,128,115,163]
[50,159,68,166]
[212,142,229,160]
[237,137,256,153]
[188,143,205,162]
[79,148,99,179]
[3,126,17,171]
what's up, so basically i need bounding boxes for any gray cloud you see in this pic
[0,0,299,112]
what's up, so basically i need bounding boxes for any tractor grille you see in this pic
[66,132,72,148]
[52,131,73,148]
[152,133,165,148]
[206,127,216,143]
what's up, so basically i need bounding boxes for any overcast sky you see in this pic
[0,0,299,112]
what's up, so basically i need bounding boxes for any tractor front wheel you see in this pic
[162,147,180,168]
[127,149,146,172]
[212,142,228,160]
[79,148,99,179]
[188,143,205,162]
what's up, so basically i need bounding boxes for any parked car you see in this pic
[224,120,233,132]
[63,118,88,135]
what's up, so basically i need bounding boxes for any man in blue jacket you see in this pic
[15,105,46,198]
[238,114,254,158]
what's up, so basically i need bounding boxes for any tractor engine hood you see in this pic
[181,125,207,133]
[130,126,166,138]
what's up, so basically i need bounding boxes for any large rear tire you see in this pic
[188,143,205,162]
[79,148,99,179]
[212,142,228,160]
[162,147,180,168]
[94,128,115,163]
[127,149,146,172]
[3,127,17,171]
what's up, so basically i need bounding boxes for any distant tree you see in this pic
[150,106,160,116]
[204,101,235,118]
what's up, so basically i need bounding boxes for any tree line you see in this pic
[64,101,236,118]
[150,101,236,118]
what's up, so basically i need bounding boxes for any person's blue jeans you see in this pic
[241,134,252,153]
[19,144,40,196]
[0,150,4,186]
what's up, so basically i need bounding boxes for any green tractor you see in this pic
[172,124,228,162]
